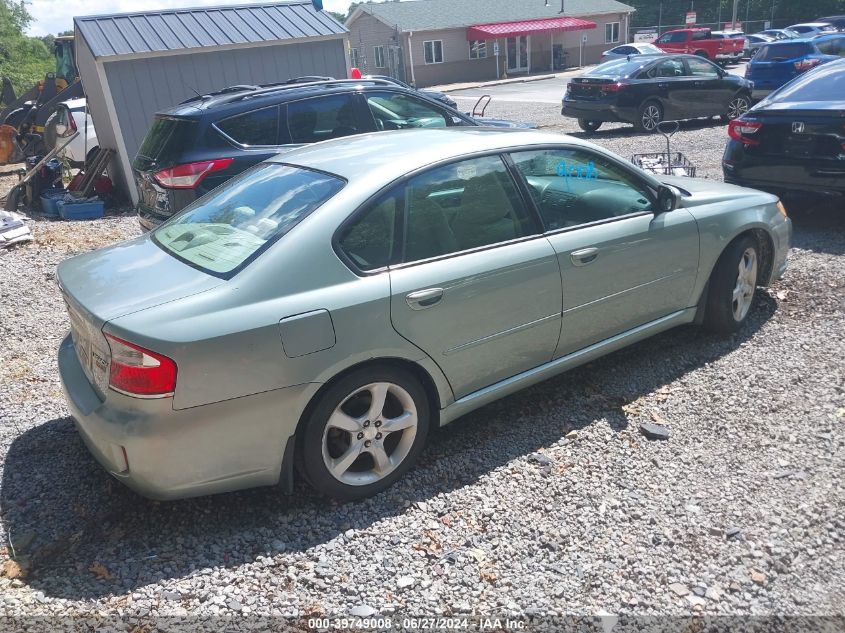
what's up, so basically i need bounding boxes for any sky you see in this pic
[26,0,354,36]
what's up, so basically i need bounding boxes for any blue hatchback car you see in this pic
[746,35,844,99]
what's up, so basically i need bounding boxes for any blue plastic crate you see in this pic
[57,199,104,220]
[40,189,66,216]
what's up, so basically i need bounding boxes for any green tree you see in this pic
[0,0,55,96]
[629,0,845,30]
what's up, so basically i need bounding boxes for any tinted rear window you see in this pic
[589,58,650,76]
[154,163,344,277]
[216,106,280,146]
[770,61,845,101]
[136,117,196,167]
[755,43,813,60]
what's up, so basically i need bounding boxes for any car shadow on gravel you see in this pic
[0,294,777,601]
[567,117,726,141]
[783,199,844,256]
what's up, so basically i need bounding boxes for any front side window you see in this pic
[469,40,487,59]
[402,155,536,262]
[686,56,720,77]
[374,45,386,68]
[216,106,279,146]
[816,36,844,56]
[286,94,359,143]
[510,148,653,231]
[424,40,444,64]
[657,31,688,44]
[606,22,620,44]
[155,164,344,276]
[365,91,448,130]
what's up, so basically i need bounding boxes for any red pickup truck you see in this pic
[654,28,744,64]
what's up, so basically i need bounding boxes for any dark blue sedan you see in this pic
[746,36,843,99]
[562,54,753,133]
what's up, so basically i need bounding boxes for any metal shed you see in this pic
[74,2,348,204]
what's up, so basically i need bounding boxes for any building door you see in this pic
[506,35,528,72]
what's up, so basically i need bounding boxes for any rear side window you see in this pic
[755,43,812,60]
[135,117,196,167]
[692,31,709,41]
[816,37,845,56]
[154,164,344,277]
[216,106,279,146]
[286,95,359,144]
[337,189,402,271]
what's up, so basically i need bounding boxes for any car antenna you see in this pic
[186,84,203,99]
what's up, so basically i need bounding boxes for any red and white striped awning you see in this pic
[466,17,597,40]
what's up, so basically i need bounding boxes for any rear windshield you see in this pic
[755,42,813,61]
[135,116,197,168]
[589,58,649,77]
[769,62,845,101]
[153,163,345,277]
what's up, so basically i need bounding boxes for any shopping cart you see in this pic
[630,120,697,177]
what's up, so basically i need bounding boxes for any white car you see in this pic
[47,98,98,165]
[600,43,664,61]
[787,22,837,37]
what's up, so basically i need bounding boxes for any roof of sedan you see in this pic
[270,128,586,180]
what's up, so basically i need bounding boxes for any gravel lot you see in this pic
[0,101,843,629]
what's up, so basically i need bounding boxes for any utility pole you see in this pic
[658,1,662,34]
[717,0,722,29]
[731,0,739,28]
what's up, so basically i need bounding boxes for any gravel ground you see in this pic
[0,108,843,629]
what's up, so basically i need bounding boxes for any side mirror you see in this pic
[657,184,680,213]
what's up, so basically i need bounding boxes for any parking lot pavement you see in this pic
[0,112,843,622]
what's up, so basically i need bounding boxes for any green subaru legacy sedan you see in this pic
[57,128,791,501]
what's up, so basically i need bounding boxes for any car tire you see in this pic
[578,119,602,133]
[635,100,663,133]
[298,365,430,501]
[703,235,760,334]
[721,94,751,122]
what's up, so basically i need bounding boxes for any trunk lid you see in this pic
[746,109,845,161]
[567,77,620,102]
[57,236,223,326]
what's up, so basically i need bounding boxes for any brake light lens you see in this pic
[602,82,628,93]
[106,334,177,397]
[728,119,763,145]
[153,158,233,189]
[794,58,821,71]
[68,112,77,133]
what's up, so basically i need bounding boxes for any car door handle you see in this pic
[571,248,599,266]
[406,288,444,310]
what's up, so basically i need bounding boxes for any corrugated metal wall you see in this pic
[105,38,347,164]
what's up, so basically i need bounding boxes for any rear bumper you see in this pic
[723,157,845,197]
[562,101,634,124]
[59,334,315,500]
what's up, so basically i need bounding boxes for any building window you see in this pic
[351,48,361,68]
[605,22,620,44]
[374,45,386,68]
[424,40,444,64]
[469,40,487,59]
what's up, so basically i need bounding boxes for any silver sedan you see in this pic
[57,128,791,501]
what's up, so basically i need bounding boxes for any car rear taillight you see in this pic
[106,334,177,397]
[153,158,233,189]
[728,119,763,145]
[601,82,628,93]
[794,58,821,71]
[68,112,77,133]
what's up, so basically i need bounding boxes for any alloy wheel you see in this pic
[727,96,750,120]
[642,105,661,131]
[321,382,418,486]
[732,247,758,321]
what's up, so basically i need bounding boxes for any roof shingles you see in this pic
[352,0,634,32]
[76,1,347,58]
